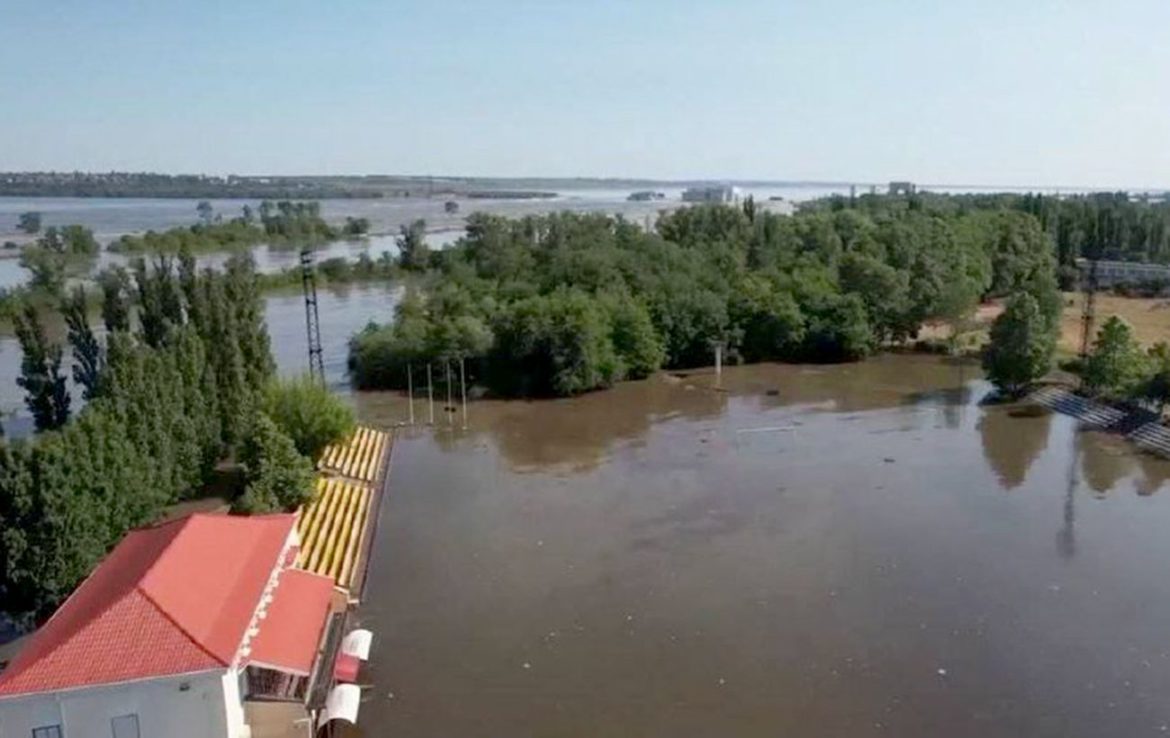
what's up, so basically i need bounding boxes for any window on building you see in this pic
[31,727,62,738]
[111,715,140,738]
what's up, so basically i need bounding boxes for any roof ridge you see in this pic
[134,581,228,667]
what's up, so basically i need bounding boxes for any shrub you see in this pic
[233,413,315,514]
[263,375,355,461]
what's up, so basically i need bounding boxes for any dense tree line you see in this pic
[0,252,349,625]
[0,172,385,199]
[350,203,1059,396]
[811,190,1170,288]
[109,200,359,254]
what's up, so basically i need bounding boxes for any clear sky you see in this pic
[2,0,1168,188]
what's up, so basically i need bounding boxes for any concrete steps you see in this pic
[1029,386,1170,458]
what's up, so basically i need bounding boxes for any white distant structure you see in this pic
[681,185,742,204]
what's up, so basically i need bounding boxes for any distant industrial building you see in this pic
[1076,258,1170,288]
[681,185,742,203]
[888,181,917,196]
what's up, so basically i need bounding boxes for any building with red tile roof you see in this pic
[0,513,339,738]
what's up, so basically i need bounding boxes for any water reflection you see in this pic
[1058,433,1079,560]
[1078,430,1133,496]
[978,404,1053,490]
[356,357,981,475]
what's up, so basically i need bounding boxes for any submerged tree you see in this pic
[1083,316,1146,398]
[982,292,1055,397]
[17,211,41,235]
[396,219,430,271]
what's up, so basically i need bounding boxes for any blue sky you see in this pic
[2,0,1168,187]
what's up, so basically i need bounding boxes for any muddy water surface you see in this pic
[350,356,1170,738]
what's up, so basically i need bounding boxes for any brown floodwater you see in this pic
[349,355,1170,738]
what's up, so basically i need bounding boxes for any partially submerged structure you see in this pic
[681,185,742,203]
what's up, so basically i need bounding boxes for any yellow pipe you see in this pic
[339,487,370,588]
[330,483,365,582]
[299,478,333,562]
[307,479,348,573]
[325,481,358,574]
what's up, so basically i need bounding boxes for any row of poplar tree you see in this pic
[0,252,303,625]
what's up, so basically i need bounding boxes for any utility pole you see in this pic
[1079,259,1099,371]
[445,361,453,426]
[299,249,325,385]
[407,363,415,425]
[427,363,435,424]
[460,357,468,430]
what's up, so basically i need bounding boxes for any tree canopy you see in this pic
[982,292,1056,397]
[352,203,1059,397]
[0,252,299,625]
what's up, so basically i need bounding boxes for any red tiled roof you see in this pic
[0,513,296,697]
[247,569,334,676]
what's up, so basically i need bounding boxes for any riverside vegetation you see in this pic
[109,199,370,253]
[349,199,1061,396]
[352,194,1170,405]
[0,251,354,626]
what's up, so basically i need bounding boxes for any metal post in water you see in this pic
[445,361,454,426]
[407,363,415,425]
[427,363,435,425]
[460,357,468,430]
[715,344,722,379]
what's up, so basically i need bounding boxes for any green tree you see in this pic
[263,375,356,461]
[1136,342,1170,411]
[17,211,41,235]
[934,274,983,353]
[19,244,67,294]
[1083,316,1146,398]
[396,219,430,271]
[14,303,71,431]
[490,289,620,396]
[343,217,371,236]
[98,267,132,334]
[982,292,1055,396]
[233,414,315,514]
[62,286,103,400]
[196,200,214,226]
[602,294,665,379]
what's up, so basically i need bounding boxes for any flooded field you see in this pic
[351,355,1170,738]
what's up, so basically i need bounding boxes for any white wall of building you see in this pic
[0,669,245,738]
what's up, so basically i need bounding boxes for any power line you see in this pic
[300,248,325,385]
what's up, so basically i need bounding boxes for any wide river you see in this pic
[0,188,817,421]
[349,356,1170,738]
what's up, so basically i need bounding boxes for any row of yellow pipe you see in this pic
[293,425,392,590]
[295,478,372,588]
[318,426,389,483]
